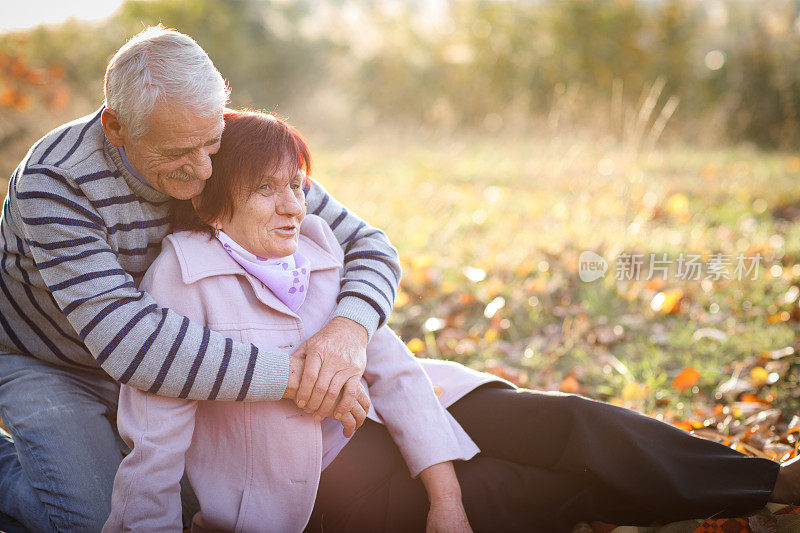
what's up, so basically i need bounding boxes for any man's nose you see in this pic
[183,150,213,181]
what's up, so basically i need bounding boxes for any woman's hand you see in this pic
[419,462,472,533]
[330,387,370,437]
[427,497,472,533]
[282,355,305,401]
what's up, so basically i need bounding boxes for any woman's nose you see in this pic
[276,189,303,215]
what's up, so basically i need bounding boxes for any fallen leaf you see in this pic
[673,367,700,391]
[560,376,579,393]
[406,338,425,353]
[651,289,683,314]
[750,367,770,387]
[622,381,649,402]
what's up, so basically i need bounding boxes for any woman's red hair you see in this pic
[172,109,311,233]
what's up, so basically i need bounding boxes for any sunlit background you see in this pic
[2,0,800,467]
[0,1,124,32]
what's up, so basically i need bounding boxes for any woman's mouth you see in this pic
[274,225,297,237]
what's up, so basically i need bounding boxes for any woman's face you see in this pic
[217,161,306,259]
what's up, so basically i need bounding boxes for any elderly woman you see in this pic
[105,110,799,533]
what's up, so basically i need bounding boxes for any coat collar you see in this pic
[168,219,343,318]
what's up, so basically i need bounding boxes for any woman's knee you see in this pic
[512,388,600,420]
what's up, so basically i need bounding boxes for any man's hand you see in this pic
[293,316,369,421]
[283,352,370,437]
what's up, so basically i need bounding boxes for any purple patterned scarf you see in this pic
[215,230,310,312]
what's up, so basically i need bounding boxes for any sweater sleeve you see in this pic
[13,166,289,402]
[304,178,401,338]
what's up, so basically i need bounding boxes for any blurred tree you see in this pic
[117,0,335,110]
[1,0,800,148]
[0,44,70,150]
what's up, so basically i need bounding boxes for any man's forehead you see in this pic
[146,104,224,144]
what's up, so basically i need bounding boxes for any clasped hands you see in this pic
[282,316,371,437]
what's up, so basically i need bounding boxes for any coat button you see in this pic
[433,384,443,398]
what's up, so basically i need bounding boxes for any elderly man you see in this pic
[0,26,400,532]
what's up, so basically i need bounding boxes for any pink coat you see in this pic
[104,215,512,533]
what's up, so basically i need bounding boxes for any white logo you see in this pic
[579,251,608,282]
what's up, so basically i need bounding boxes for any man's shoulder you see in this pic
[24,107,109,178]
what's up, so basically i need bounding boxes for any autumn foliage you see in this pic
[0,51,69,113]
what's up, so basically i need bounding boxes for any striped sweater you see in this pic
[0,107,401,402]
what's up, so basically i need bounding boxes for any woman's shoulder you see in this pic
[156,230,217,270]
[163,229,216,252]
[142,231,221,291]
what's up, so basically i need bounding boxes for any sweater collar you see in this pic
[117,145,156,190]
[102,130,172,204]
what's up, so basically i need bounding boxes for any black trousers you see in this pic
[305,385,780,533]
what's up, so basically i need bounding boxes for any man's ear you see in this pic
[101,108,126,147]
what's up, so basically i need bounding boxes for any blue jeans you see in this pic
[0,353,198,532]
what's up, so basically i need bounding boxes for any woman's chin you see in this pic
[271,243,299,258]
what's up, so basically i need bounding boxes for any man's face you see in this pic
[122,103,225,200]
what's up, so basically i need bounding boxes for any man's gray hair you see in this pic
[104,25,230,138]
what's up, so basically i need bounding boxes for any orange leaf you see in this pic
[15,94,32,111]
[672,367,700,391]
[672,419,704,432]
[651,289,683,314]
[768,311,790,324]
[741,393,772,405]
[457,293,475,305]
[0,88,17,107]
[47,87,70,111]
[749,366,769,387]
[9,58,26,78]
[560,376,579,393]
[48,65,65,80]
[645,277,665,291]
[406,338,425,353]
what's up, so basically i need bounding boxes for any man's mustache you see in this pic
[165,170,195,182]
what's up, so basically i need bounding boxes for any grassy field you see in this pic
[305,130,800,458]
